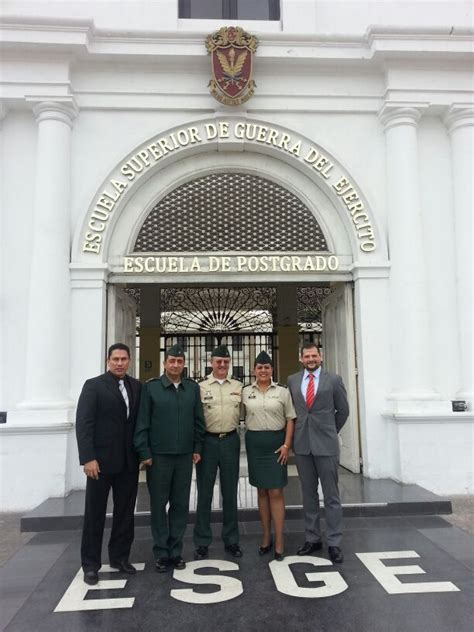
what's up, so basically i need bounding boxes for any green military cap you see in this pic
[211,344,231,358]
[166,344,185,358]
[254,350,273,366]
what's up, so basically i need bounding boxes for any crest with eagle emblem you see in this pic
[205,26,258,105]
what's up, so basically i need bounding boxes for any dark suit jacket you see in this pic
[76,371,142,473]
[287,369,349,456]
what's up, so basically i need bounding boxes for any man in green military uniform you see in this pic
[194,345,243,559]
[134,344,206,572]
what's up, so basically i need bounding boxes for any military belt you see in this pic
[206,429,237,439]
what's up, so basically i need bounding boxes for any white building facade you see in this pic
[1,0,473,510]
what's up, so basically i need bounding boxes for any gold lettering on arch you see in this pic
[82,122,377,255]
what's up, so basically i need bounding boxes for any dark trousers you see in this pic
[81,469,139,572]
[146,454,193,559]
[193,431,240,547]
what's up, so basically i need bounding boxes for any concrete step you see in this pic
[21,469,452,532]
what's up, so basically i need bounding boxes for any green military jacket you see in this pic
[134,374,206,461]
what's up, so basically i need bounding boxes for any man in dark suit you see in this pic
[76,342,142,585]
[287,342,349,564]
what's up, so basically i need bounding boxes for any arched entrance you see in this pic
[107,166,359,471]
[127,169,332,376]
[70,117,390,479]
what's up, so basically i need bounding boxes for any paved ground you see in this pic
[2,495,472,568]
[0,502,473,632]
[443,496,474,535]
[0,515,34,567]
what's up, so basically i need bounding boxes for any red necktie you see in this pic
[306,373,315,409]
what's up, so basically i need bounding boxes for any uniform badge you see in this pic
[205,26,258,106]
[203,390,213,400]
[248,391,256,399]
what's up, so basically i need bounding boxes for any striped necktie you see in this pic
[306,373,315,409]
[118,379,130,418]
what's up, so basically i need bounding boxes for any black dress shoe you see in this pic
[110,560,136,574]
[83,570,98,585]
[297,541,323,556]
[328,546,344,564]
[225,543,243,558]
[194,546,208,560]
[155,557,171,573]
[274,551,285,562]
[258,539,273,555]
[172,556,186,570]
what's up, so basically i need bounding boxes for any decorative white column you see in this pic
[69,265,108,400]
[379,104,441,411]
[352,266,392,477]
[0,102,8,411]
[444,106,474,406]
[20,100,78,410]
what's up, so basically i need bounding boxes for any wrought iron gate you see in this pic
[160,287,278,382]
[162,333,278,383]
[125,285,335,380]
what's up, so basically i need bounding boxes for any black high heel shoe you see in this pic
[258,539,273,555]
[274,551,285,562]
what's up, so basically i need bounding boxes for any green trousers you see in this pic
[146,453,193,559]
[193,431,240,547]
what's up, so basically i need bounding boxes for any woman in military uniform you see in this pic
[242,351,296,561]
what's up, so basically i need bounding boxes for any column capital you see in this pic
[70,263,110,288]
[378,103,428,131]
[28,98,78,128]
[444,104,474,134]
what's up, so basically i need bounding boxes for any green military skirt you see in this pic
[245,429,287,489]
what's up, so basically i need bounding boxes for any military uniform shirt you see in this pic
[242,381,296,431]
[134,374,206,460]
[200,376,243,433]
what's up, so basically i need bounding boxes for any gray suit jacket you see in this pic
[287,369,349,456]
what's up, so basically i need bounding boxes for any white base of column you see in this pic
[453,391,473,409]
[6,408,75,428]
[17,399,75,411]
[383,412,474,495]
[385,392,451,414]
[0,413,75,511]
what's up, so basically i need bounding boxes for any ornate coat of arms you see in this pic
[205,26,258,106]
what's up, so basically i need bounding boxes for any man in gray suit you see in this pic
[287,342,349,563]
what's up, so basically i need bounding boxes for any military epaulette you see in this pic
[231,376,243,383]
[242,382,253,388]
[146,377,161,383]
[277,383,288,388]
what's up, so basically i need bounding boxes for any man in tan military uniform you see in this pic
[193,345,243,559]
